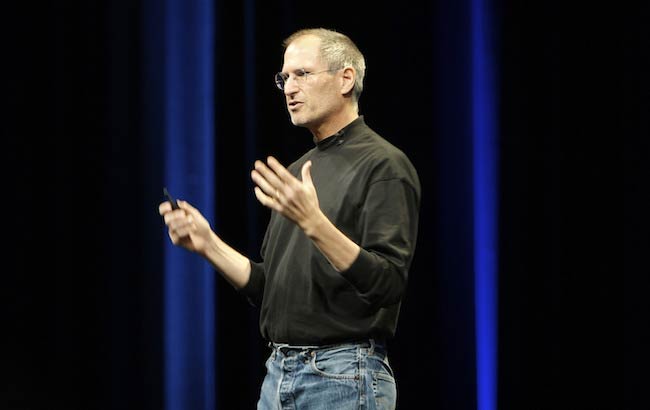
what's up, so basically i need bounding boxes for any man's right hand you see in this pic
[159,200,214,255]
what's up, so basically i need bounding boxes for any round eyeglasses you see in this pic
[274,68,341,91]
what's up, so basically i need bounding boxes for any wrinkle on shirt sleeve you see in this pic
[240,260,265,307]
[340,178,420,309]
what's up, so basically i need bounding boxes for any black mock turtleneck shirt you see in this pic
[240,116,421,345]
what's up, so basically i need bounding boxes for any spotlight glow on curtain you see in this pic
[162,0,216,409]
[471,0,498,409]
[244,0,258,250]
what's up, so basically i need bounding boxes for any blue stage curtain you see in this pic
[144,0,217,409]
[434,0,498,408]
[471,0,499,409]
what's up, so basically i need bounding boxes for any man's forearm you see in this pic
[303,211,361,272]
[201,232,252,289]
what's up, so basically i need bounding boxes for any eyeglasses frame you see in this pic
[274,67,342,91]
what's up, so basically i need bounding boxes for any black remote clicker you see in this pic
[163,187,180,210]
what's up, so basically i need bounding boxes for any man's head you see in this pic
[277,28,366,139]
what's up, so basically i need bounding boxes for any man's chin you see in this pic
[289,114,308,127]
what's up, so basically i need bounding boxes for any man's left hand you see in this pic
[251,156,323,234]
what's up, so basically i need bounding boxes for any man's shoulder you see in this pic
[355,126,416,172]
[350,126,420,193]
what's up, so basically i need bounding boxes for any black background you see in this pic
[3,1,641,409]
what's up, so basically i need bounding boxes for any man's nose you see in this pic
[283,76,299,95]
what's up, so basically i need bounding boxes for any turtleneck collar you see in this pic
[314,116,365,151]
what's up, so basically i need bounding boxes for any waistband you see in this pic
[269,338,387,358]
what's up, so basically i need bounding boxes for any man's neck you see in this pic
[310,108,359,142]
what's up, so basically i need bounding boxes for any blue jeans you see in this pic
[257,339,397,410]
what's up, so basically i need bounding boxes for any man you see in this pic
[159,28,420,410]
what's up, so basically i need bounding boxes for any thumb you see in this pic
[301,160,313,186]
[178,200,199,215]
[179,199,208,225]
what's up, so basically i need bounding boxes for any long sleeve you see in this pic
[340,178,420,309]
[240,260,266,307]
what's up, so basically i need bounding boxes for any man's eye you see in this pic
[296,69,308,77]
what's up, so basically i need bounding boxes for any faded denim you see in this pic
[257,339,397,410]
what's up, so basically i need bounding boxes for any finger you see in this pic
[254,186,281,212]
[251,169,278,198]
[172,223,195,238]
[267,156,300,188]
[177,200,194,212]
[163,210,175,224]
[167,215,192,232]
[163,207,186,224]
[179,200,208,221]
[168,230,180,244]
[254,160,285,190]
[301,160,313,186]
[159,201,172,215]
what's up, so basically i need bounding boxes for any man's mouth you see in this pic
[288,101,303,111]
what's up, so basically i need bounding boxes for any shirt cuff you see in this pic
[339,248,377,292]
[238,260,265,307]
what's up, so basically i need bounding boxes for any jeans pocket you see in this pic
[309,348,359,380]
[369,354,396,381]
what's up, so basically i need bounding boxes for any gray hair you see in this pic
[283,28,366,102]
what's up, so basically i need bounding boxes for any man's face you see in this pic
[280,35,342,131]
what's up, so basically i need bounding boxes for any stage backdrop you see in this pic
[4,1,624,409]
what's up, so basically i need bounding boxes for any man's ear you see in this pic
[340,66,356,96]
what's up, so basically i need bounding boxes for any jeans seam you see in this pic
[359,346,366,408]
